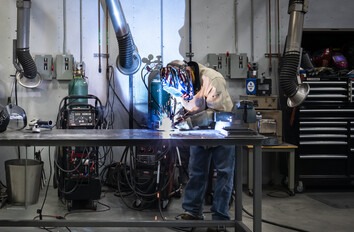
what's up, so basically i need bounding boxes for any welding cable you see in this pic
[36,147,53,221]
[106,66,143,128]
[62,201,110,220]
[115,148,144,210]
[124,148,157,198]
[122,147,158,202]
[130,146,178,204]
[114,150,133,195]
[115,146,180,211]
[33,214,71,232]
[54,147,91,195]
[242,207,310,232]
[103,66,116,129]
[56,174,81,195]
[55,96,75,129]
[97,146,113,168]
[54,148,89,173]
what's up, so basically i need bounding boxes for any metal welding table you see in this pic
[246,143,298,196]
[0,129,265,232]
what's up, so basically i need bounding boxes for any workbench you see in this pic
[0,128,265,232]
[245,143,298,196]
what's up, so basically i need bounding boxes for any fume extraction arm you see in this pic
[103,0,141,75]
[14,0,40,88]
[280,0,309,108]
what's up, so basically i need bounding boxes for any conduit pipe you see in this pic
[280,0,309,107]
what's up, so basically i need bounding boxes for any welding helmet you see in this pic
[6,104,27,131]
[160,60,194,100]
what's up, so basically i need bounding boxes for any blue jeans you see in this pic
[182,145,235,220]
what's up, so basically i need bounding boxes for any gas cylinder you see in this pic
[68,64,88,104]
[149,75,169,129]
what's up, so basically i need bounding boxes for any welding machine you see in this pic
[55,95,103,211]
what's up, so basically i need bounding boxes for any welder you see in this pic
[160,60,235,231]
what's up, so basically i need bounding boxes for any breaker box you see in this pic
[207,53,248,79]
[55,54,74,80]
[35,55,53,80]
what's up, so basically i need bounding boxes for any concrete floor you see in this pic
[0,185,354,232]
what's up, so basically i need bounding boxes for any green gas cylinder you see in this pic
[68,73,88,104]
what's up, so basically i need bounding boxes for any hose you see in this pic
[279,0,309,107]
[105,0,141,75]
[16,49,37,79]
[16,0,37,80]
[118,33,134,69]
[279,52,300,98]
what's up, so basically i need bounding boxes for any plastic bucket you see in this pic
[5,159,43,205]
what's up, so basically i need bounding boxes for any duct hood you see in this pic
[103,0,141,75]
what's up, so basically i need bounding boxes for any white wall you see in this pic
[0,0,354,184]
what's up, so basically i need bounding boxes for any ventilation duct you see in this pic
[104,0,141,75]
[280,0,309,107]
[15,0,40,88]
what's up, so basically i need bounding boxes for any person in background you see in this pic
[160,60,235,231]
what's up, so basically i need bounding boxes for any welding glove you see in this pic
[174,117,193,130]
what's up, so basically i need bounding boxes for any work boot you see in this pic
[172,212,204,232]
[206,225,228,232]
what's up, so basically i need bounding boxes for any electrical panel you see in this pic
[55,54,74,80]
[35,55,53,80]
[207,53,248,79]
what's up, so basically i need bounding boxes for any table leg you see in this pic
[248,149,253,195]
[236,146,243,224]
[288,150,295,195]
[253,145,262,232]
